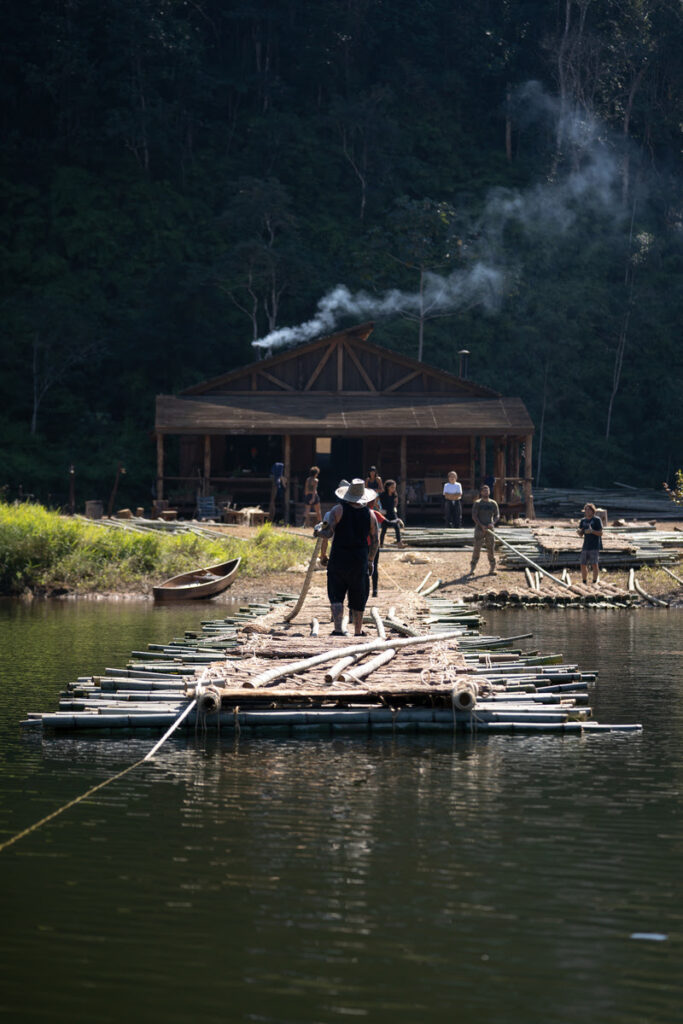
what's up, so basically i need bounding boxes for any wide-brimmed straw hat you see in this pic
[334,478,376,505]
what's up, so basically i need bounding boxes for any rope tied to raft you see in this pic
[0,696,198,855]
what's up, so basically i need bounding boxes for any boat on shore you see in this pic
[153,557,241,602]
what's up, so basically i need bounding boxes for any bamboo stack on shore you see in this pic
[403,523,680,568]
[533,486,681,520]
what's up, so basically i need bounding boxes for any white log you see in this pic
[247,629,467,688]
[371,607,386,639]
[633,577,669,607]
[343,648,397,684]
[415,571,432,594]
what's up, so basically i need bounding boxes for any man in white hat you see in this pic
[315,479,379,636]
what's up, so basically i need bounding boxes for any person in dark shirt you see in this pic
[315,479,379,636]
[578,502,603,584]
[379,479,403,547]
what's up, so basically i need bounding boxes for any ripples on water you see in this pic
[0,601,681,1024]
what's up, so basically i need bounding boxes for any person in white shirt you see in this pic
[443,471,463,528]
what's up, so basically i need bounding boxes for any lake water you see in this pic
[0,598,681,1024]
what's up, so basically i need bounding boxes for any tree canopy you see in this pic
[1,0,681,504]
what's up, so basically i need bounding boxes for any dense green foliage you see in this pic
[1,0,681,502]
[0,503,309,594]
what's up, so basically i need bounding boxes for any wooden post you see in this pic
[524,433,535,519]
[495,437,507,507]
[284,434,291,525]
[156,434,164,502]
[203,435,211,497]
[479,436,486,488]
[399,435,407,523]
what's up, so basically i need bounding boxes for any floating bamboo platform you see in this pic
[21,578,642,739]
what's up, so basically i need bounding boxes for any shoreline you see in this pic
[10,542,682,609]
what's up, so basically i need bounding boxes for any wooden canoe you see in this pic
[152,557,241,602]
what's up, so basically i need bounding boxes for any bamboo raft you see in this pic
[21,583,642,738]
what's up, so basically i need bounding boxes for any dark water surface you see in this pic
[0,599,681,1024]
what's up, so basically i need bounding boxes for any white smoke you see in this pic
[252,84,627,353]
[252,264,503,351]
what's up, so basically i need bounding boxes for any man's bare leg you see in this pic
[352,609,364,636]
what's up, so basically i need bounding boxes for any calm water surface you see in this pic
[0,599,681,1024]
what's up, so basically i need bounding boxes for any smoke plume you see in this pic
[252,84,629,353]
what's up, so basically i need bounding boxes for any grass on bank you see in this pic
[0,501,311,595]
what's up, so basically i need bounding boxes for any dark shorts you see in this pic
[327,560,370,612]
[580,549,600,565]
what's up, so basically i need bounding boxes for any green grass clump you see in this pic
[0,503,310,594]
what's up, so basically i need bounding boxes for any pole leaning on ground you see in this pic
[283,537,322,623]
[490,529,571,589]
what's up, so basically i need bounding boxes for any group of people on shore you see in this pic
[306,465,604,637]
[307,464,507,637]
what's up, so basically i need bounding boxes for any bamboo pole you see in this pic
[415,570,432,594]
[421,579,442,597]
[283,538,321,623]
[371,607,386,639]
[324,654,362,683]
[343,648,396,684]
[247,628,468,688]
[661,565,683,586]
[492,529,570,589]
[143,699,198,760]
[633,577,669,607]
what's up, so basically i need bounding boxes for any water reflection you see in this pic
[0,601,681,1024]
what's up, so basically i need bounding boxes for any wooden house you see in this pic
[154,322,535,521]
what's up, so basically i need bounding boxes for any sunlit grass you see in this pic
[0,503,310,594]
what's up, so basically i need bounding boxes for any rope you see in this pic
[0,758,146,854]
[0,697,197,855]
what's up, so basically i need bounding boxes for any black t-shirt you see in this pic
[579,516,603,550]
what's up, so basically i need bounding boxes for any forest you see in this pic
[1,0,682,508]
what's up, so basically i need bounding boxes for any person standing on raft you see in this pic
[315,478,379,636]
[578,502,603,585]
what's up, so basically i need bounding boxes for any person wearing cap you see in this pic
[314,479,379,636]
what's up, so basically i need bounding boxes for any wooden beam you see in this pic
[284,434,291,524]
[399,435,407,523]
[344,340,376,391]
[384,370,421,393]
[203,435,211,497]
[524,434,535,519]
[156,434,164,501]
[257,370,295,391]
[304,342,335,391]
[494,441,505,505]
